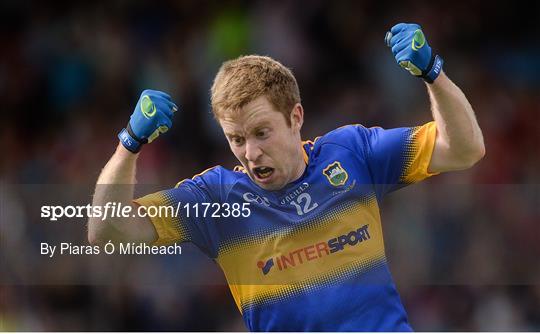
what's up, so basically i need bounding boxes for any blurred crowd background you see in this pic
[1,0,539,331]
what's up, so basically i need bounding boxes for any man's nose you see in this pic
[245,139,263,162]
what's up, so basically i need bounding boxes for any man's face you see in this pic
[220,96,305,191]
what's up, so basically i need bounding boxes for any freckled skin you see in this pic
[219,96,306,191]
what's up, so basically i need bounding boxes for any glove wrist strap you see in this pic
[118,125,143,153]
[422,54,444,84]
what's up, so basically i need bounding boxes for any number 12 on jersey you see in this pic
[290,193,318,216]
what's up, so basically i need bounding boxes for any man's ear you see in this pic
[290,103,304,131]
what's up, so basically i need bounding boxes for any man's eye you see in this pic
[256,130,268,138]
[232,137,244,145]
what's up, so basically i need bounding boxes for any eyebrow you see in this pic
[248,120,272,131]
[225,132,240,138]
[224,121,271,138]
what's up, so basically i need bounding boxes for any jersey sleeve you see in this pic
[363,121,439,197]
[133,178,217,257]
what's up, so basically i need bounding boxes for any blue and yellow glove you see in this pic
[118,89,178,153]
[385,23,443,83]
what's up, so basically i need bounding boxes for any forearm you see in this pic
[88,143,154,245]
[428,72,485,166]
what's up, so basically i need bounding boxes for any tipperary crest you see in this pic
[323,161,349,187]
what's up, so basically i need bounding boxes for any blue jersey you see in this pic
[135,122,438,331]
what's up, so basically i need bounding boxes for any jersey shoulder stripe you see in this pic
[175,165,222,188]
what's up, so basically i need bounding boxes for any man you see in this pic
[89,23,484,331]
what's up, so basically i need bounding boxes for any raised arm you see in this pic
[386,23,485,173]
[88,144,156,245]
[426,72,485,172]
[88,90,178,245]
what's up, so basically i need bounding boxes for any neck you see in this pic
[290,144,307,182]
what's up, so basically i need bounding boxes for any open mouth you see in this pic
[253,166,274,180]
